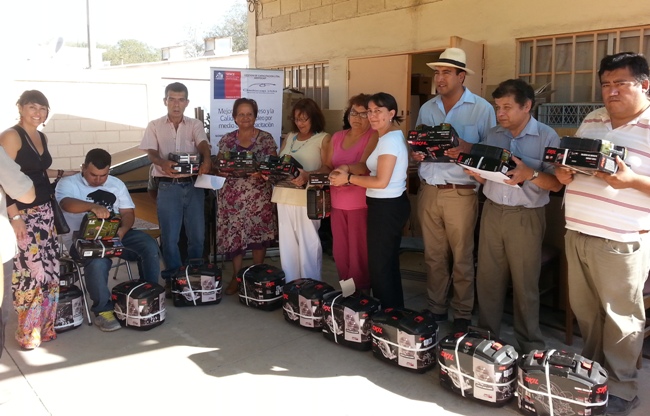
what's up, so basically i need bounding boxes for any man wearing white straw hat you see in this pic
[413,47,495,332]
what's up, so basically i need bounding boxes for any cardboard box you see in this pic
[543,136,627,175]
[79,212,122,240]
[411,75,433,95]
[75,238,124,258]
[407,123,460,163]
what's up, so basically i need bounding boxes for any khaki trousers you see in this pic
[417,184,477,320]
[476,200,546,353]
[565,230,649,401]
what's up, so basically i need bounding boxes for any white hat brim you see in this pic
[426,62,475,75]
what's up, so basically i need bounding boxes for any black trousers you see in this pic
[366,192,410,309]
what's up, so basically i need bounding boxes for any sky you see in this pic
[1,0,242,52]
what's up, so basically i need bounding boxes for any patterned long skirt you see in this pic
[12,202,60,350]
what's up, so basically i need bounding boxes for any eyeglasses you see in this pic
[236,113,255,119]
[366,108,385,117]
[290,116,310,123]
[600,80,639,90]
[349,110,368,119]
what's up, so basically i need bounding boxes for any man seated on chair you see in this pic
[55,148,161,332]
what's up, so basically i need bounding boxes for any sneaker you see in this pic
[94,311,121,332]
[607,395,639,416]
[453,318,471,333]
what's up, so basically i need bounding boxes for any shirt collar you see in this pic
[494,115,539,139]
[165,115,186,125]
[433,87,476,112]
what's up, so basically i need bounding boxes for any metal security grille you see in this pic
[537,103,604,128]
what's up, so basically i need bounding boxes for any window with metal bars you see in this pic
[518,25,650,103]
[273,62,329,109]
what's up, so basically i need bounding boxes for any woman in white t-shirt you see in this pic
[329,92,410,308]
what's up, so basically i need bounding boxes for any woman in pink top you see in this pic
[323,94,378,291]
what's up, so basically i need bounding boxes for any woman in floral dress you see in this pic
[215,98,277,294]
[0,90,74,349]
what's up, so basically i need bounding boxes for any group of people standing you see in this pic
[212,88,410,307]
[0,48,647,416]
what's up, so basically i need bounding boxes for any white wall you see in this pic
[2,53,249,169]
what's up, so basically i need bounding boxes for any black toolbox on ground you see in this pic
[517,349,608,416]
[437,330,518,406]
[55,285,84,332]
[171,263,222,307]
[112,281,166,330]
[282,278,335,330]
[237,264,285,311]
[321,291,381,350]
[370,308,438,372]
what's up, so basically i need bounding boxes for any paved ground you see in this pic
[0,252,647,415]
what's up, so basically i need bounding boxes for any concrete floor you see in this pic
[0,252,648,416]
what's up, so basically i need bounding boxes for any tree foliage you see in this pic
[206,1,248,52]
[182,26,205,58]
[102,39,160,66]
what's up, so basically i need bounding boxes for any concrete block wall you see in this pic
[257,0,442,35]
[4,79,151,171]
[42,115,145,170]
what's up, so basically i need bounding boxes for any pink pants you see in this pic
[330,207,370,290]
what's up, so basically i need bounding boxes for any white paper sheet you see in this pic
[458,164,520,188]
[194,174,226,190]
[339,278,356,297]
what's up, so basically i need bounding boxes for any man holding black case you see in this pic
[413,48,496,332]
[139,82,212,281]
[555,52,650,416]
[463,79,562,353]
[56,149,161,332]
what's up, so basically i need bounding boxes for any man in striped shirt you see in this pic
[556,52,650,416]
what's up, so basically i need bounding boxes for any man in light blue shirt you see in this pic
[414,48,496,332]
[463,79,562,352]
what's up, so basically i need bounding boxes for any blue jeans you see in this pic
[73,229,161,315]
[156,181,205,279]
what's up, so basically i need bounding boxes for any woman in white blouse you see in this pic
[271,98,330,282]
[330,92,410,308]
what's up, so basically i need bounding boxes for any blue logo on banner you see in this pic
[214,71,226,99]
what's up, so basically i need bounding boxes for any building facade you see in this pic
[249,0,650,129]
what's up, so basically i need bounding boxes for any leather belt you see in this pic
[427,183,475,189]
[157,176,195,183]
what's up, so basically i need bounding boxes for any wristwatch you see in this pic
[10,214,21,221]
[530,170,539,181]
[347,173,353,185]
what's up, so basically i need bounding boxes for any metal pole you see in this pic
[86,0,92,68]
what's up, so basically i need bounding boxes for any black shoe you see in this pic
[421,309,448,322]
[607,395,639,416]
[453,318,471,333]
[164,281,172,299]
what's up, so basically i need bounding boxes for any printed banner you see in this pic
[209,68,283,153]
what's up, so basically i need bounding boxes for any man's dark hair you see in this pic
[598,52,649,83]
[164,82,189,98]
[492,79,535,110]
[85,148,112,169]
[290,98,326,133]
